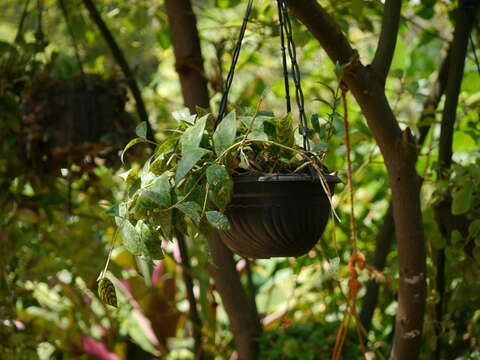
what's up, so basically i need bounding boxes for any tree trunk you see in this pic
[283,1,426,358]
[207,233,261,360]
[360,47,451,333]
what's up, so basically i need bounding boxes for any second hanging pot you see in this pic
[216,173,340,259]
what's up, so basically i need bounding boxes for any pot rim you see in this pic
[233,172,341,184]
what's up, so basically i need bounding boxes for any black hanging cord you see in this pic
[214,0,254,129]
[215,0,311,154]
[278,0,310,151]
[277,0,291,113]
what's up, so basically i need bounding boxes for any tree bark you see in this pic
[82,0,153,140]
[207,233,261,360]
[164,0,210,111]
[164,1,261,359]
[284,1,426,358]
[360,47,451,333]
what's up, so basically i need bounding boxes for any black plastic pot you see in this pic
[216,173,340,259]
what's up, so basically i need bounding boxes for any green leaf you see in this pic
[142,173,171,208]
[274,113,294,148]
[311,114,322,135]
[469,219,480,245]
[121,137,148,163]
[180,114,208,152]
[175,201,202,225]
[206,164,233,211]
[213,110,237,155]
[451,185,473,215]
[206,211,230,230]
[175,147,210,185]
[136,220,163,260]
[105,204,120,217]
[135,122,148,138]
[121,220,146,256]
[173,108,195,124]
[119,168,139,184]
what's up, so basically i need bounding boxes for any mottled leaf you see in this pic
[175,201,202,225]
[213,110,237,155]
[180,114,208,152]
[98,278,117,307]
[143,173,171,208]
[120,220,146,256]
[206,164,233,211]
[206,211,230,230]
[175,147,210,185]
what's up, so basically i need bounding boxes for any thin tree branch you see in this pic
[371,0,402,85]
[82,0,154,140]
[438,1,477,172]
[434,3,478,359]
[177,232,204,359]
[360,47,451,333]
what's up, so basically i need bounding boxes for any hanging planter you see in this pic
[217,173,339,259]
[113,0,340,261]
[21,74,134,175]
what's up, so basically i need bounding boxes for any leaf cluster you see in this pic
[114,108,329,254]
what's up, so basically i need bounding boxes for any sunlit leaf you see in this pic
[175,201,202,225]
[206,164,233,211]
[175,147,210,185]
[135,121,148,138]
[213,110,237,155]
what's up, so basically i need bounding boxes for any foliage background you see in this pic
[0,0,479,359]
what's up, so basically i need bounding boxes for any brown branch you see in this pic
[207,233,261,360]
[176,232,204,358]
[371,0,402,84]
[438,2,477,172]
[284,1,426,358]
[82,0,154,140]
[360,47,451,333]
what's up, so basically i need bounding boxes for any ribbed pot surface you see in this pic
[216,173,339,259]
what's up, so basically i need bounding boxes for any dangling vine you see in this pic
[331,84,368,360]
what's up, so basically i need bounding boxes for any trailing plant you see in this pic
[104,107,335,263]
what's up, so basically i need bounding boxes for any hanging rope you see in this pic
[331,87,367,360]
[277,0,310,151]
[277,0,291,113]
[214,0,253,129]
[214,0,312,154]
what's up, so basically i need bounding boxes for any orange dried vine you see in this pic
[331,86,367,360]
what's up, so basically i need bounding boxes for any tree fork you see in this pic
[284,1,426,358]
